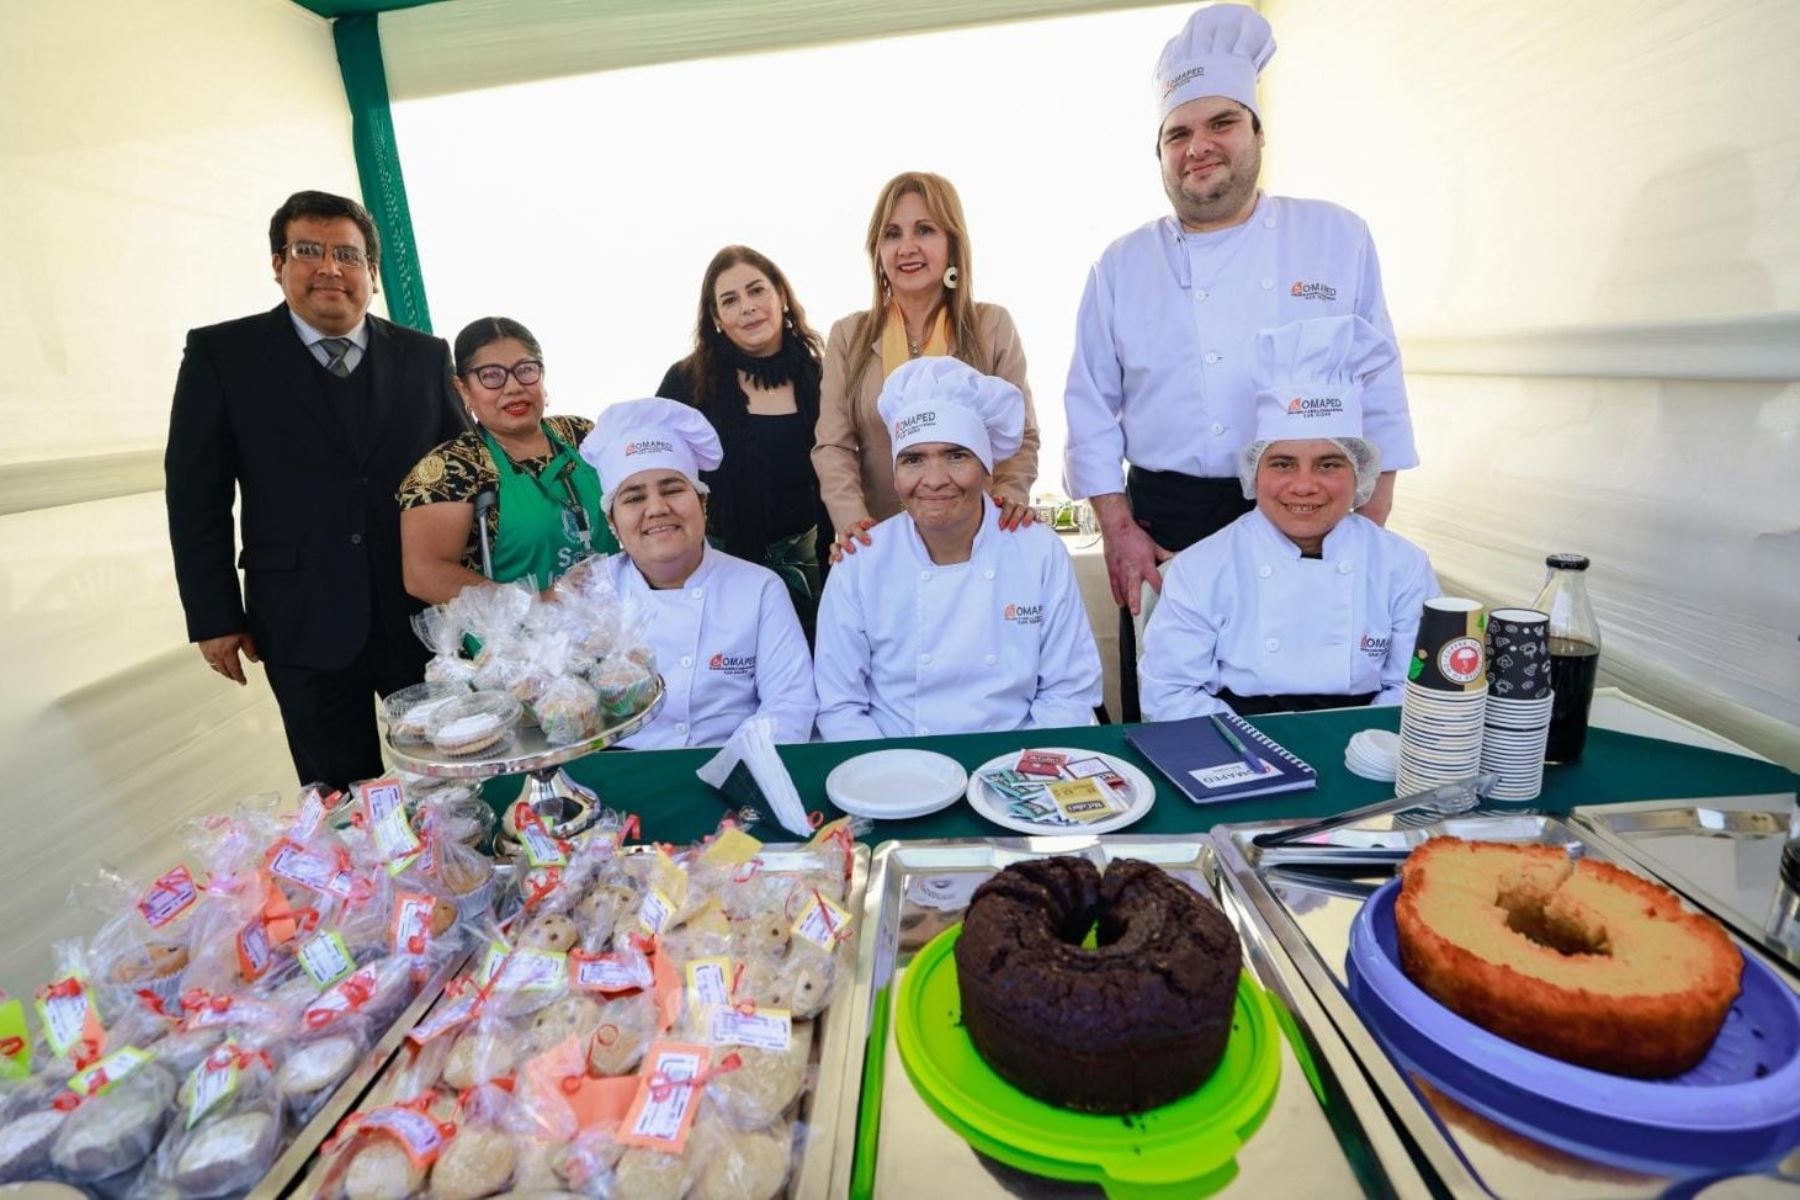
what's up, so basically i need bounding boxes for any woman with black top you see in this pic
[656,245,828,637]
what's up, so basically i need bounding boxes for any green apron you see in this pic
[480,425,617,589]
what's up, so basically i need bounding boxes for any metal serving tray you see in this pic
[289,843,869,1199]
[832,835,1432,1199]
[1212,813,1800,1199]
[1569,793,1799,976]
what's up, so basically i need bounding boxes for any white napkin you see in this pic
[695,715,812,837]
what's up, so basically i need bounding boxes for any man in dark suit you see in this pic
[166,190,469,788]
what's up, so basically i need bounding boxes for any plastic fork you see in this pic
[1251,774,1493,851]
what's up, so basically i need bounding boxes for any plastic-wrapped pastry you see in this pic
[584,992,654,1077]
[707,1021,813,1130]
[0,1107,66,1183]
[589,654,655,720]
[342,1137,425,1200]
[49,1061,175,1181]
[383,682,468,745]
[523,994,602,1058]
[276,1032,362,1115]
[534,674,599,748]
[692,1118,794,1200]
[517,912,578,954]
[572,883,634,947]
[738,944,836,1020]
[428,1128,516,1200]
[608,1148,687,1200]
[428,692,521,758]
[441,1023,522,1091]
[172,1110,282,1198]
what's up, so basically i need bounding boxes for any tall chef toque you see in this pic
[1239,314,1396,507]
[1155,3,1276,127]
[580,396,725,512]
[877,357,1024,474]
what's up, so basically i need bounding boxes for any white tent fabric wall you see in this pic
[1262,0,1800,768]
[380,5,1190,487]
[0,0,361,987]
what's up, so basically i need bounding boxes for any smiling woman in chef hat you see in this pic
[1139,315,1439,721]
[813,358,1102,740]
[577,397,816,749]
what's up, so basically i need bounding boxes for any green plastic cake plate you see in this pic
[895,925,1282,1200]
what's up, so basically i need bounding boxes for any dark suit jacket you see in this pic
[165,304,469,670]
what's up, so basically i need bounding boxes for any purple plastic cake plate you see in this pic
[1347,878,1800,1175]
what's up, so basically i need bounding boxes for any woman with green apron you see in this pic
[398,317,618,603]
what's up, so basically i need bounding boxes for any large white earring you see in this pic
[943,266,960,290]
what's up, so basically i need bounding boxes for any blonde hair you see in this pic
[845,171,991,401]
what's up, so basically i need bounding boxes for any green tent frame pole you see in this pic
[333,13,433,333]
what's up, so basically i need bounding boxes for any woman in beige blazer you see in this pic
[813,171,1040,554]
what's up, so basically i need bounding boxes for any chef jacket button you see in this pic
[1257,565,1272,579]
[983,569,995,580]
[680,655,692,668]
[1211,422,1225,436]
[689,587,704,599]
[1261,278,1274,290]
[920,653,933,665]
[919,570,931,581]
[984,654,997,666]
[1265,638,1280,652]
[1338,561,1354,575]
[1194,288,1208,302]
[350,533,363,545]
[675,722,688,735]
[1204,352,1221,364]
[920,725,931,735]
[1263,216,1276,229]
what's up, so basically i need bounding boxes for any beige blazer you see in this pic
[812,301,1040,533]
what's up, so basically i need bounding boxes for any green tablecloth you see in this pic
[488,706,1798,845]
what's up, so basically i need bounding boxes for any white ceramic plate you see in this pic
[824,749,969,821]
[963,747,1156,836]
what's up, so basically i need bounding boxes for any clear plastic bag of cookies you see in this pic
[688,1106,798,1200]
[315,1096,457,1200]
[275,1013,372,1124]
[48,1055,177,1184]
[425,1082,523,1200]
[135,1044,283,1200]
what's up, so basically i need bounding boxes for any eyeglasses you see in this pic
[283,240,369,268]
[465,359,544,389]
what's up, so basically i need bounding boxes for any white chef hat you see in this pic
[1237,315,1396,507]
[580,397,724,512]
[876,357,1024,474]
[1155,4,1275,128]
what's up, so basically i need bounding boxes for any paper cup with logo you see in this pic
[1407,598,1487,694]
[1486,607,1551,699]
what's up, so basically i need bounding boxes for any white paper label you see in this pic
[571,953,653,993]
[407,991,478,1045]
[637,890,675,936]
[137,865,199,928]
[185,1057,238,1129]
[38,986,90,1057]
[628,1048,703,1142]
[706,1006,791,1052]
[391,894,435,956]
[269,843,336,892]
[71,1045,151,1095]
[358,1107,445,1163]
[494,948,567,994]
[519,824,567,868]
[791,892,853,949]
[753,850,825,874]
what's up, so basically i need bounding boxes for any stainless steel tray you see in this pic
[1213,813,1800,1198]
[248,944,473,1199]
[832,835,1431,1199]
[290,843,869,1200]
[1570,793,1798,975]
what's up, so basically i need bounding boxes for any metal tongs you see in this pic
[1252,774,1494,876]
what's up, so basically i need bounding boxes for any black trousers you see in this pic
[1217,689,1378,717]
[1119,468,1255,722]
[263,632,428,791]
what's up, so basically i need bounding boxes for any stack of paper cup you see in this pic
[1396,598,1489,794]
[1481,607,1554,800]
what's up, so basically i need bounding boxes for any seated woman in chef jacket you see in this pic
[1140,315,1438,721]
[577,398,816,749]
[813,358,1102,739]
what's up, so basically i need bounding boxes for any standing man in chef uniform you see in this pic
[1140,315,1437,720]
[814,358,1102,739]
[579,398,816,749]
[1062,4,1418,640]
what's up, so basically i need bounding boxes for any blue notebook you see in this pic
[1125,713,1318,803]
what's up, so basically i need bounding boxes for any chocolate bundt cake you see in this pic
[953,856,1242,1113]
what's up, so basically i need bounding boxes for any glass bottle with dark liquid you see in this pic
[1532,554,1601,763]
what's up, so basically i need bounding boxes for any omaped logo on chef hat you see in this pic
[1252,315,1394,445]
[581,397,724,511]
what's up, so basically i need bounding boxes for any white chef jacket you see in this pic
[814,498,1103,740]
[1139,509,1437,721]
[603,546,816,749]
[1062,193,1417,499]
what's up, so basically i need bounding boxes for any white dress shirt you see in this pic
[1062,193,1416,498]
[603,546,816,749]
[1140,509,1438,720]
[814,498,1103,740]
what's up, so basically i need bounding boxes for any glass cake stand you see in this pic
[385,677,666,846]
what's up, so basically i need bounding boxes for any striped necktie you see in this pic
[317,336,354,378]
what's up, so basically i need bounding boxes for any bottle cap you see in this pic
[1545,553,1590,571]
